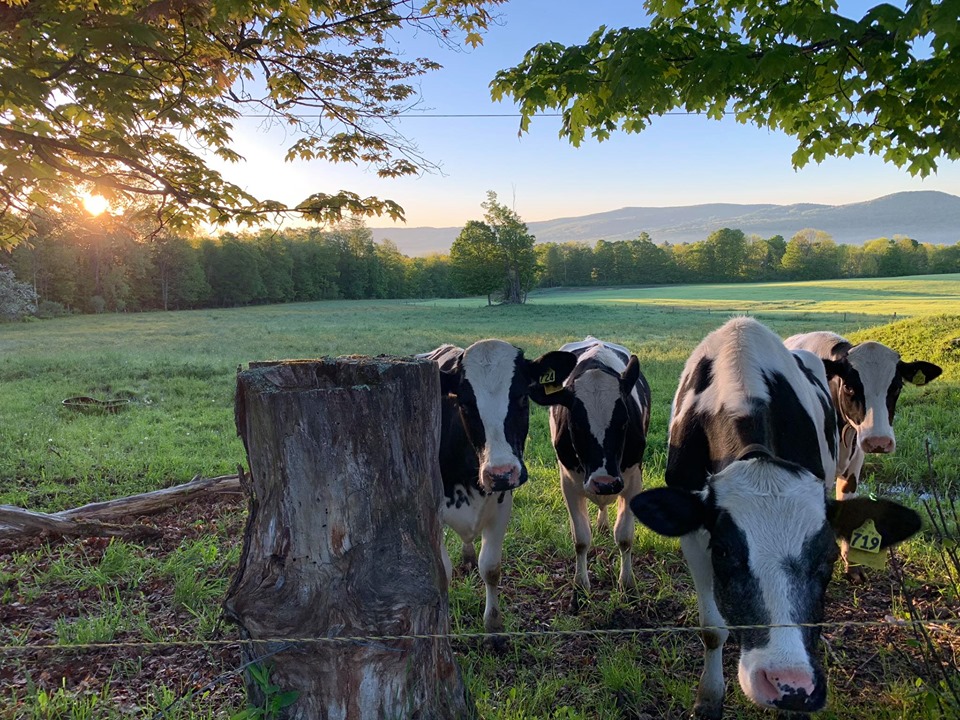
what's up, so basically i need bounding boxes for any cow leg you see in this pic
[478,490,512,645]
[440,538,453,586]
[838,447,868,582]
[460,540,478,573]
[681,530,728,720]
[560,468,592,609]
[614,465,643,593]
[596,505,610,534]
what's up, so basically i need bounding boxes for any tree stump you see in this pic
[224,357,473,719]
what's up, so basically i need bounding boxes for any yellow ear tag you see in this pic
[847,519,887,569]
[543,383,562,395]
[912,370,927,386]
[539,369,556,385]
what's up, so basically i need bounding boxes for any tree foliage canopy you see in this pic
[0,0,502,246]
[492,0,960,176]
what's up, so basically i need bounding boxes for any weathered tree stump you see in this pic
[224,357,473,719]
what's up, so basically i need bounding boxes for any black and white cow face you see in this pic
[439,339,576,493]
[823,342,942,454]
[631,458,921,713]
[551,354,643,495]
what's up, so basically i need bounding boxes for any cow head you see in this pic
[439,339,576,493]
[630,456,920,713]
[822,342,942,454]
[550,355,644,495]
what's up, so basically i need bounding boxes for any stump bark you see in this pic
[224,357,473,719]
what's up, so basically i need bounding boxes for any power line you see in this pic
[236,111,713,118]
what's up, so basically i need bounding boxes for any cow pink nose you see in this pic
[587,475,623,495]
[481,464,520,491]
[754,668,818,708]
[862,435,895,454]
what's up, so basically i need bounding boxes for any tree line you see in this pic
[2,217,455,314]
[535,228,960,288]
[2,210,959,318]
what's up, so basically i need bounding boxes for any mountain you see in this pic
[370,191,960,256]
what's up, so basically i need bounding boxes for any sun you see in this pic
[81,192,110,217]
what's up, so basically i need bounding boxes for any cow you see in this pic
[417,339,576,638]
[629,317,921,718]
[784,331,941,577]
[546,337,651,606]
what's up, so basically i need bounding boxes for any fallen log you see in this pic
[0,472,242,540]
[0,506,163,541]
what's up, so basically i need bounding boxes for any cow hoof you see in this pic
[570,587,589,613]
[485,633,509,654]
[845,565,869,584]
[693,687,724,720]
[693,700,724,720]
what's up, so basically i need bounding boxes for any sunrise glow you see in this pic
[81,192,110,216]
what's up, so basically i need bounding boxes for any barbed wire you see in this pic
[3,615,959,655]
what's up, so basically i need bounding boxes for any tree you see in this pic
[782,229,838,280]
[153,236,209,310]
[493,1,960,177]
[482,191,537,303]
[450,193,538,304]
[0,266,37,320]
[449,220,502,304]
[0,1,503,246]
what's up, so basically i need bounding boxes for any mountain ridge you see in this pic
[370,190,960,256]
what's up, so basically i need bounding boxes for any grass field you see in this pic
[1,274,959,718]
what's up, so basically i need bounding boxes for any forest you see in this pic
[2,214,959,316]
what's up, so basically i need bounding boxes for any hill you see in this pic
[371,190,960,255]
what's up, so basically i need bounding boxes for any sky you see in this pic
[211,1,960,230]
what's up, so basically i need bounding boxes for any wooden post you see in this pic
[224,357,473,719]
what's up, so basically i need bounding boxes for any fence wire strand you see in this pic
[3,616,959,655]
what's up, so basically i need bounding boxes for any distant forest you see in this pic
[3,219,959,315]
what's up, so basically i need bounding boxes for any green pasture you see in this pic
[1,274,959,718]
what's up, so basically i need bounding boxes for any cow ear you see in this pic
[821,358,849,381]
[828,497,922,549]
[438,358,462,396]
[898,360,943,387]
[630,487,707,537]
[526,351,577,406]
[620,355,641,391]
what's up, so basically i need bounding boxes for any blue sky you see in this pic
[216,1,960,229]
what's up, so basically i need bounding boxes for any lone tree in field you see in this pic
[450,191,537,304]
[0,0,503,247]
[492,0,960,175]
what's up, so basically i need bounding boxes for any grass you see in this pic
[1,274,959,718]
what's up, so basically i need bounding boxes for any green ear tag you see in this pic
[912,370,927,386]
[539,369,556,385]
[847,519,887,569]
[543,383,562,395]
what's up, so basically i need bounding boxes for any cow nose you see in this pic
[754,668,823,712]
[862,435,895,454]
[481,464,521,492]
[587,474,624,495]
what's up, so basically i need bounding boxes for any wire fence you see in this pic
[3,615,959,655]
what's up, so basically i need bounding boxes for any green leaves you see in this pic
[0,1,505,246]
[493,1,960,179]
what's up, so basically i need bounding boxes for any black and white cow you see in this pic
[784,331,943,500]
[547,337,651,603]
[630,317,921,717]
[417,340,576,636]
